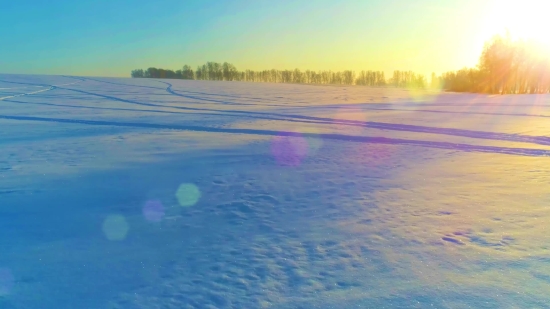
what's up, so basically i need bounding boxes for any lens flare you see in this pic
[0,268,14,296]
[175,183,201,207]
[270,133,308,166]
[102,215,129,241]
[143,200,165,222]
[299,127,324,156]
[306,136,323,155]
[279,126,324,157]
[407,86,433,103]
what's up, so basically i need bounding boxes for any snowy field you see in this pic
[1,74,550,308]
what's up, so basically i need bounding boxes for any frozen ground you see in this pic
[1,74,550,308]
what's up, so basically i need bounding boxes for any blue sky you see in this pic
[1,0,513,77]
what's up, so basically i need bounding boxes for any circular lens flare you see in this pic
[175,183,201,207]
[102,215,129,241]
[298,127,324,156]
[143,200,165,222]
[271,133,308,166]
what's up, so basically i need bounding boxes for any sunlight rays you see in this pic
[485,0,550,48]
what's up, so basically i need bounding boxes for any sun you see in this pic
[483,0,550,47]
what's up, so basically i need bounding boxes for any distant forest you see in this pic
[131,64,425,88]
[132,34,550,94]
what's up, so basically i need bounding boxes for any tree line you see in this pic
[434,33,550,94]
[132,33,549,94]
[132,62,426,88]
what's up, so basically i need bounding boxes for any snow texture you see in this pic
[1,74,550,308]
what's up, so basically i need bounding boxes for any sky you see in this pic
[0,0,543,77]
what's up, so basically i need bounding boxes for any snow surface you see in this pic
[1,74,550,308]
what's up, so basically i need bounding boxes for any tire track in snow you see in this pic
[0,86,45,90]
[49,86,550,147]
[0,87,55,101]
[157,81,308,106]
[0,114,548,157]
[4,99,323,125]
[67,76,306,106]
[290,103,550,119]
[14,78,549,148]
[70,77,550,117]
[157,81,295,107]
[0,81,81,101]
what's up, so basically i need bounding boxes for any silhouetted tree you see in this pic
[182,65,194,79]
[131,69,144,78]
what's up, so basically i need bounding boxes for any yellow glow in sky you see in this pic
[483,0,550,46]
[4,0,550,77]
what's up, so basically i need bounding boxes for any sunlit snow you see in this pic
[1,74,550,308]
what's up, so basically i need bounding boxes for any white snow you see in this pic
[1,74,550,308]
